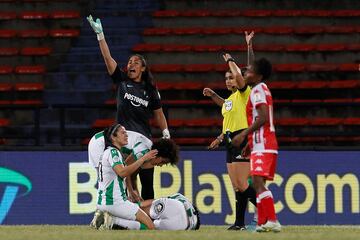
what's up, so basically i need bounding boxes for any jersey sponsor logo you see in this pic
[124,93,149,107]
[254,92,262,103]
[224,100,233,111]
[0,167,32,224]
[154,202,165,214]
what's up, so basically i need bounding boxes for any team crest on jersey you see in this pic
[254,92,262,103]
[224,100,233,111]
[154,202,165,214]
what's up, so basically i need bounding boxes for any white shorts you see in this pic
[97,201,139,221]
[150,198,188,230]
[88,135,104,168]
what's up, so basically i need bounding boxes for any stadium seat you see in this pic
[292,99,322,103]
[232,26,263,34]
[0,83,12,91]
[307,64,338,72]
[0,118,10,127]
[14,83,44,91]
[316,43,345,51]
[172,82,203,90]
[162,44,192,52]
[172,27,202,35]
[49,29,80,38]
[347,43,360,51]
[343,118,360,125]
[15,65,45,74]
[161,100,199,105]
[132,43,162,52]
[297,81,327,89]
[50,11,80,19]
[338,63,358,72]
[222,44,247,51]
[156,82,173,90]
[262,26,293,34]
[331,10,360,17]
[0,47,18,56]
[286,43,315,52]
[180,10,211,17]
[271,10,302,17]
[310,118,343,126]
[323,98,353,103]
[267,81,296,89]
[184,118,222,127]
[275,118,310,126]
[0,65,13,74]
[328,80,358,88]
[0,29,16,38]
[168,119,185,127]
[294,26,324,34]
[202,27,232,35]
[20,47,52,56]
[324,26,355,34]
[274,64,306,72]
[151,64,182,72]
[12,100,42,105]
[301,10,332,17]
[19,11,49,19]
[254,44,284,52]
[18,29,48,38]
[211,10,243,17]
[193,45,222,52]
[242,10,272,17]
[277,136,300,143]
[184,64,213,72]
[152,10,179,17]
[0,11,16,20]
[143,28,171,36]
[92,119,115,128]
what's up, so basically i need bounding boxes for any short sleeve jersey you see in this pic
[247,83,278,153]
[221,86,251,134]
[168,193,198,230]
[97,147,127,205]
[111,66,162,139]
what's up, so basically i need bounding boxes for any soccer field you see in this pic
[0,225,359,240]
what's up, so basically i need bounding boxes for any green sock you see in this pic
[140,223,148,230]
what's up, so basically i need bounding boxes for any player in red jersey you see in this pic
[232,58,281,232]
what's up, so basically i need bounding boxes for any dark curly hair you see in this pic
[151,138,179,166]
[253,57,272,82]
[193,205,201,230]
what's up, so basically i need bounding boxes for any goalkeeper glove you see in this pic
[86,15,104,41]
[162,129,171,139]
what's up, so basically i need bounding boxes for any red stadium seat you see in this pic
[232,26,263,34]
[214,64,229,72]
[20,47,52,56]
[338,63,358,72]
[307,63,338,72]
[347,43,360,51]
[172,27,202,35]
[297,81,327,89]
[143,28,171,36]
[222,44,247,51]
[211,10,242,17]
[0,118,10,127]
[273,99,291,103]
[50,11,80,19]
[202,27,232,35]
[162,100,198,105]
[0,29,16,38]
[197,100,214,105]
[193,44,222,52]
[0,65,13,74]
[271,10,302,17]
[263,26,293,34]
[0,47,18,56]
[0,100,12,105]
[301,10,332,17]
[242,10,272,17]
[324,26,355,34]
[275,118,310,126]
[286,43,315,52]
[277,137,300,143]
[162,44,192,52]
[294,26,324,34]
[316,43,345,51]
[105,99,116,105]
[92,119,115,128]
[328,80,358,88]
[0,11,16,20]
[331,10,360,17]
[267,81,296,89]
[343,118,360,125]
[18,29,48,38]
[151,64,182,73]
[310,118,343,126]
[274,64,306,72]
[132,43,162,52]
[12,100,42,105]
[184,64,213,72]
[323,98,353,103]
[152,10,179,17]
[19,11,49,19]
[156,82,173,90]
[15,65,45,74]
[0,83,12,91]
[184,118,222,127]
[292,99,322,103]
[300,137,329,142]
[49,29,80,38]
[168,119,185,127]
[254,44,284,52]
[15,83,44,91]
[81,138,91,145]
[174,138,211,145]
[172,82,203,90]
[180,10,211,17]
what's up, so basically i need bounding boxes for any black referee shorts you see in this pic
[225,129,249,164]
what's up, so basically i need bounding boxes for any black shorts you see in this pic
[225,129,249,164]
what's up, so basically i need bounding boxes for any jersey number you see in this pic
[98,162,103,182]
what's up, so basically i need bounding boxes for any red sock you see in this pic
[259,191,277,222]
[256,194,266,225]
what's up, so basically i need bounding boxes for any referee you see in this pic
[87,15,170,200]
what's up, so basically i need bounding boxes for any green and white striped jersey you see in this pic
[97,147,127,205]
[168,193,198,230]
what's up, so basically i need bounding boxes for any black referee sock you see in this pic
[139,168,154,200]
[243,185,257,207]
[235,191,247,227]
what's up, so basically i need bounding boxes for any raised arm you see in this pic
[203,88,224,107]
[153,108,170,139]
[87,15,117,75]
[222,53,246,89]
[245,31,255,66]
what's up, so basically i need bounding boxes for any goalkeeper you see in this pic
[87,15,170,201]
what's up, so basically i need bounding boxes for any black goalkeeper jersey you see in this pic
[111,66,162,139]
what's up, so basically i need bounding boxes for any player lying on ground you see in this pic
[89,124,179,230]
[94,193,200,230]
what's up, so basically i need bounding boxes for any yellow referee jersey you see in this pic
[221,86,251,134]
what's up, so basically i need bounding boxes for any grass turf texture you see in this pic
[0,225,360,240]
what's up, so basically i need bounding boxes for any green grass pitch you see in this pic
[0,225,360,240]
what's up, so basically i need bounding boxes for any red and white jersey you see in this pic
[247,82,278,154]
